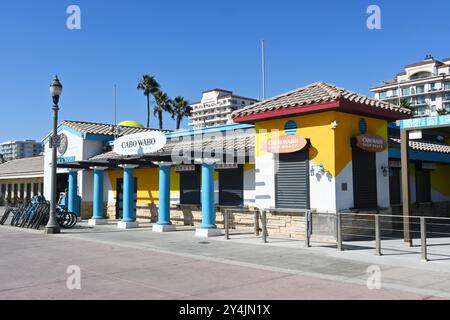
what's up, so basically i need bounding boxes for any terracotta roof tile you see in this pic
[389,138,450,154]
[61,120,171,137]
[232,82,411,119]
[89,131,255,162]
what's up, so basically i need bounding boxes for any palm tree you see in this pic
[399,97,412,110]
[171,96,191,130]
[137,74,160,128]
[154,91,173,129]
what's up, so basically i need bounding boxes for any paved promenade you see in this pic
[0,220,449,300]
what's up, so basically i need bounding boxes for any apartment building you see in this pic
[189,89,258,129]
[371,55,450,117]
[0,140,43,161]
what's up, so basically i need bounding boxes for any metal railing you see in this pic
[336,212,450,262]
[223,207,266,242]
[222,207,450,263]
[223,207,313,246]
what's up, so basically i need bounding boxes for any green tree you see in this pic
[154,91,173,129]
[137,74,160,128]
[171,96,191,130]
[437,108,449,115]
[399,97,412,110]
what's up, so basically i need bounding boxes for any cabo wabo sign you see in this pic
[356,134,387,153]
[114,132,167,156]
[265,135,308,154]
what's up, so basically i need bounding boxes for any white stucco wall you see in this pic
[376,150,390,208]
[309,160,336,212]
[254,153,276,209]
[335,162,354,211]
[243,166,256,206]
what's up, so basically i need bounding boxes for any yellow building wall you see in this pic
[107,167,181,205]
[255,112,337,174]
[255,111,388,177]
[334,112,387,176]
[431,164,450,197]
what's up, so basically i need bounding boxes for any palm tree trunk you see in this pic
[158,111,163,129]
[146,95,150,128]
[176,116,182,129]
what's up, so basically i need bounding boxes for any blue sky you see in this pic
[0,0,449,141]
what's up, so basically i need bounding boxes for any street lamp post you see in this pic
[45,76,63,234]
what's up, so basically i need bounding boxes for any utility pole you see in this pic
[262,40,266,100]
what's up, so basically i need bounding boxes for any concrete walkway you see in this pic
[0,221,449,300]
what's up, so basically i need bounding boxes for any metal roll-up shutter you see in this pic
[352,147,377,209]
[275,150,309,209]
[219,166,244,206]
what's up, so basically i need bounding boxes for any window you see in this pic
[415,106,427,116]
[445,103,450,112]
[430,83,436,91]
[416,85,425,94]
[379,91,387,99]
[401,87,410,96]
[431,105,436,113]
[445,82,450,90]
[444,93,450,101]
[391,89,398,97]
[431,94,436,102]
[415,96,426,104]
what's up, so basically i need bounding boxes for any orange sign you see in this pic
[265,135,308,154]
[356,134,387,153]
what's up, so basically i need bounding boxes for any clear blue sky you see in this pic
[1,0,449,141]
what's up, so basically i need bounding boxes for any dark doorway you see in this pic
[219,166,244,206]
[115,178,138,219]
[275,150,310,210]
[180,168,201,205]
[56,173,69,201]
[352,147,378,209]
[26,183,31,201]
[416,168,431,203]
[389,167,401,205]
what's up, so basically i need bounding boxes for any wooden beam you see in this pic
[400,129,412,246]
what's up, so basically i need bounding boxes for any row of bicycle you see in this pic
[0,195,78,229]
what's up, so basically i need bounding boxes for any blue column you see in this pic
[201,162,216,229]
[68,170,79,216]
[92,168,105,219]
[122,165,136,222]
[158,164,171,225]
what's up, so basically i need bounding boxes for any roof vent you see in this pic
[425,54,434,60]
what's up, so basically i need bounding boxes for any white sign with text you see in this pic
[114,132,167,156]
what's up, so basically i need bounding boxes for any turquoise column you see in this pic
[67,170,78,216]
[122,165,136,223]
[158,164,171,225]
[92,168,106,219]
[201,161,216,229]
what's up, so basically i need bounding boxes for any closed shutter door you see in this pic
[180,170,201,205]
[276,150,309,209]
[219,166,243,206]
[352,148,377,209]
[416,169,431,203]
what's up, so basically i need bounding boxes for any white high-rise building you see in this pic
[0,140,43,162]
[189,89,257,129]
[371,55,450,117]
